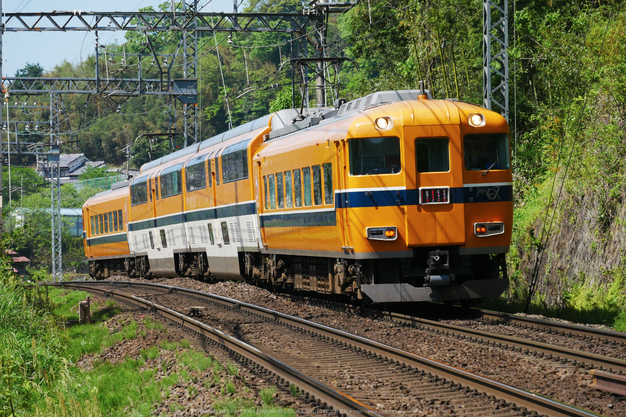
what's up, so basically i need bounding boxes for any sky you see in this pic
[2,0,234,78]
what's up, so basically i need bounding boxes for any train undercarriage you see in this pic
[88,247,508,304]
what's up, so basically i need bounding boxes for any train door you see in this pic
[335,139,352,250]
[405,125,465,247]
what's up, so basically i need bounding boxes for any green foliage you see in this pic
[260,385,277,406]
[77,166,117,180]
[139,346,160,360]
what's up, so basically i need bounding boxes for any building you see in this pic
[38,153,107,184]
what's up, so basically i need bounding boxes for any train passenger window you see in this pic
[284,171,293,208]
[208,224,215,245]
[348,137,401,175]
[91,216,96,235]
[130,176,149,206]
[464,133,510,171]
[113,211,118,232]
[276,172,284,209]
[185,156,207,192]
[323,163,333,205]
[293,169,302,207]
[312,165,322,206]
[208,159,213,187]
[263,176,269,210]
[214,156,220,185]
[222,141,249,183]
[104,213,109,233]
[118,210,123,231]
[221,222,230,245]
[160,230,167,248]
[415,138,449,172]
[149,231,155,249]
[303,167,312,206]
[108,212,114,233]
[268,174,276,210]
[160,163,184,198]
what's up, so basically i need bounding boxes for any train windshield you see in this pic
[464,133,510,171]
[349,137,401,175]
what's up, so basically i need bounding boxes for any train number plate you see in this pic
[419,187,450,205]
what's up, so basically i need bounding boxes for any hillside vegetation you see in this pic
[4,1,626,325]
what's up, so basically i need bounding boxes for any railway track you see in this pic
[50,280,600,416]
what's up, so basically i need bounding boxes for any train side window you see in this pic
[293,169,302,207]
[185,156,207,192]
[118,209,123,231]
[113,211,118,231]
[91,216,96,235]
[108,212,114,233]
[323,163,333,205]
[102,213,108,233]
[149,231,155,249]
[348,137,401,175]
[160,164,184,198]
[268,174,276,210]
[215,156,220,185]
[416,138,450,172]
[99,214,103,234]
[160,230,167,248]
[208,158,213,187]
[130,176,149,206]
[276,172,284,209]
[208,224,215,245]
[303,167,312,206]
[312,165,322,205]
[221,221,230,245]
[263,176,269,210]
[284,171,293,208]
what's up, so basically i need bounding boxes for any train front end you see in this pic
[342,92,512,304]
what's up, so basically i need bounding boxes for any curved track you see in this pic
[50,281,600,417]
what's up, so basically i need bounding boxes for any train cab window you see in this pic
[416,138,450,173]
[118,210,123,231]
[263,176,269,209]
[91,217,96,235]
[160,163,183,198]
[208,224,215,245]
[284,171,293,208]
[323,163,333,205]
[349,137,401,175]
[312,165,322,206]
[464,133,510,171]
[293,169,302,207]
[160,230,167,248]
[113,211,118,232]
[99,214,104,234]
[303,167,312,206]
[221,221,230,245]
[185,156,208,192]
[268,174,276,210]
[276,172,284,209]
[130,176,149,206]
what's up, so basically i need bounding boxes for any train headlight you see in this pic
[366,226,398,241]
[375,117,392,130]
[468,113,485,127]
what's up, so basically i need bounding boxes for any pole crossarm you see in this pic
[3,77,180,96]
[2,11,314,33]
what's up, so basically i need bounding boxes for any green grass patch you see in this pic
[143,316,165,331]
[140,346,160,360]
[180,350,216,372]
[159,340,178,351]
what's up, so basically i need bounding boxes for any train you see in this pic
[83,88,513,304]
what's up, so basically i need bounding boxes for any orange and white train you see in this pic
[83,89,513,304]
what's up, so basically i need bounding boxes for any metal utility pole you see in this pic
[483,0,509,121]
[49,93,62,282]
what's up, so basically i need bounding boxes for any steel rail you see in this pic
[477,309,626,346]
[52,281,599,417]
[48,282,383,417]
